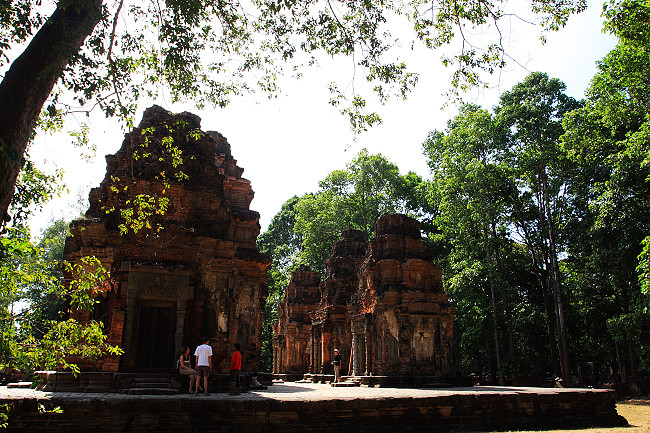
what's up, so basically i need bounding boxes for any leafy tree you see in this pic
[418,3,650,387]
[26,219,71,332]
[257,196,301,371]
[0,0,587,226]
[495,72,582,384]
[0,150,120,379]
[258,196,302,292]
[293,149,435,272]
[424,74,605,385]
[601,0,650,302]
[424,104,526,383]
[0,227,121,375]
[560,0,650,382]
[5,158,65,228]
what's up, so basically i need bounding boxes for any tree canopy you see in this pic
[415,1,650,383]
[0,0,587,227]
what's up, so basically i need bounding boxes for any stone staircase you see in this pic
[297,373,360,387]
[331,376,360,387]
[123,374,178,395]
[298,373,336,384]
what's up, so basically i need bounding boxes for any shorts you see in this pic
[180,368,197,378]
[230,369,240,385]
[197,366,210,378]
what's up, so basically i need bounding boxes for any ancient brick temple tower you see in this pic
[64,106,270,373]
[349,214,454,376]
[272,266,320,374]
[273,214,455,378]
[308,229,367,375]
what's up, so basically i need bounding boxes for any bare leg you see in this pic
[203,376,208,394]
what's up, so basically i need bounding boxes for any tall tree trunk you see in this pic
[490,221,519,378]
[618,279,639,382]
[539,169,571,384]
[516,217,562,378]
[488,276,504,385]
[0,0,103,223]
[549,231,570,383]
[484,226,504,386]
[491,224,516,374]
[615,341,626,383]
[540,271,562,377]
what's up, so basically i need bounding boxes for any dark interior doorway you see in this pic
[134,302,176,370]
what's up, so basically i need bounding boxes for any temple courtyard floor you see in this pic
[0,382,631,432]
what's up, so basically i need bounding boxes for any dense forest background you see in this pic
[257,4,650,391]
[0,0,648,396]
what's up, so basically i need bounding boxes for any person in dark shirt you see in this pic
[332,348,342,383]
[229,343,242,395]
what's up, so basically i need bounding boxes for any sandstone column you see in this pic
[352,333,359,376]
[121,296,137,369]
[321,329,331,373]
[175,300,186,358]
[365,334,372,376]
[272,345,277,374]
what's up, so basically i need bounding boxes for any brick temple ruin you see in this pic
[273,214,455,379]
[63,106,270,373]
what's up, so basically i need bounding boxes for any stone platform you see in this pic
[0,383,626,432]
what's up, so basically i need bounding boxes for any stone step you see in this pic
[331,382,360,387]
[7,382,33,389]
[131,376,170,383]
[125,387,178,395]
[123,374,175,394]
[130,382,171,389]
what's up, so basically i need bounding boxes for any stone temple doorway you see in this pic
[116,264,194,372]
[134,301,176,370]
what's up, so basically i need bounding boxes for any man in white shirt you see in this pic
[194,336,213,395]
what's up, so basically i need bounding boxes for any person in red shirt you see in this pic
[229,343,242,395]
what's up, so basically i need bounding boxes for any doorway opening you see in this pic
[134,301,176,370]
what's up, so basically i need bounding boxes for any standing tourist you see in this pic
[229,343,242,395]
[178,345,197,393]
[194,337,212,395]
[332,349,342,383]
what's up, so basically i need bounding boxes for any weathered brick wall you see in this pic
[1,387,626,432]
